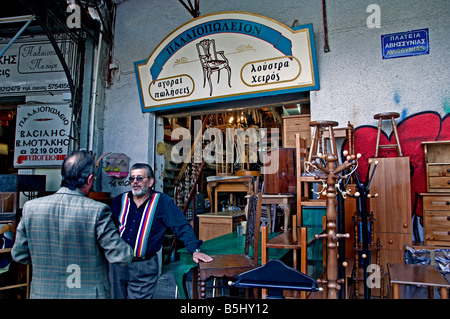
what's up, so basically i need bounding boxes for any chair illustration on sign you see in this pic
[196,39,231,96]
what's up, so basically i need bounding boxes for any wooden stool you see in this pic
[374,112,403,157]
[308,120,339,168]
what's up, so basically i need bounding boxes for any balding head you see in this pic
[61,150,95,190]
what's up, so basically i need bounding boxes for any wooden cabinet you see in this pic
[369,157,412,264]
[198,210,246,241]
[282,114,311,148]
[421,193,450,246]
[263,148,296,194]
[422,141,450,192]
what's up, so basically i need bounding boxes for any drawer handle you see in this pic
[448,168,450,173]
[447,201,450,205]
[388,239,393,244]
[448,216,450,221]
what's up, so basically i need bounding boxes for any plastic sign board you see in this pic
[381,28,429,59]
[14,104,71,167]
[134,12,319,112]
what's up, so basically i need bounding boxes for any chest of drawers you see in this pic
[421,193,450,246]
[282,114,311,148]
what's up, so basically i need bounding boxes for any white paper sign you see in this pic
[14,104,71,167]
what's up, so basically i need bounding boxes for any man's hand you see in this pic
[193,251,213,263]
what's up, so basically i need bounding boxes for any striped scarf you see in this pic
[118,192,160,257]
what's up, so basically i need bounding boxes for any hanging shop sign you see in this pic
[381,28,429,59]
[14,104,71,168]
[134,11,319,112]
[0,38,71,95]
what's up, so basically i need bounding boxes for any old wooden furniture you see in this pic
[197,193,262,298]
[175,229,286,299]
[0,223,30,298]
[198,210,246,241]
[206,175,254,212]
[322,121,355,163]
[261,220,327,299]
[421,141,450,246]
[246,193,296,234]
[388,263,450,299]
[263,148,297,194]
[374,112,403,157]
[421,194,450,246]
[422,141,450,192]
[369,157,412,293]
[282,114,311,148]
[304,120,356,299]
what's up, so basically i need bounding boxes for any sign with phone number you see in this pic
[0,38,70,95]
[14,104,71,167]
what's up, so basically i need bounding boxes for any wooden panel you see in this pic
[344,184,357,259]
[370,157,412,234]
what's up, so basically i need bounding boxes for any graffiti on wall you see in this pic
[347,111,450,230]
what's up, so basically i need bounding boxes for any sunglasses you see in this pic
[128,176,147,183]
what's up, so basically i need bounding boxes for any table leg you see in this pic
[271,205,276,232]
[265,204,272,233]
[215,189,218,212]
[279,204,291,233]
[393,283,399,299]
[207,183,214,213]
[192,267,199,299]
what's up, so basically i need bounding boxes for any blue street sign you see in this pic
[381,28,429,59]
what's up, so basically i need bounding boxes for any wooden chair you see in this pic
[261,216,328,299]
[0,223,30,298]
[197,192,262,298]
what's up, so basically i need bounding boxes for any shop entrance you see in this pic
[159,98,310,214]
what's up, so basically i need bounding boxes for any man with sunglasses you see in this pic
[109,163,212,299]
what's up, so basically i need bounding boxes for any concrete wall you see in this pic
[101,0,450,196]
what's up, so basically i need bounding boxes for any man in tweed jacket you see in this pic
[12,150,133,298]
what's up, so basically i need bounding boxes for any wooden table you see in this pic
[388,263,450,299]
[198,210,245,241]
[175,231,286,299]
[247,194,296,233]
[207,176,254,213]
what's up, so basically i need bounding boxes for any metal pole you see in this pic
[0,15,36,58]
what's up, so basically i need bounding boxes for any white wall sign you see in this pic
[14,104,71,167]
[134,11,319,112]
[0,39,71,95]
